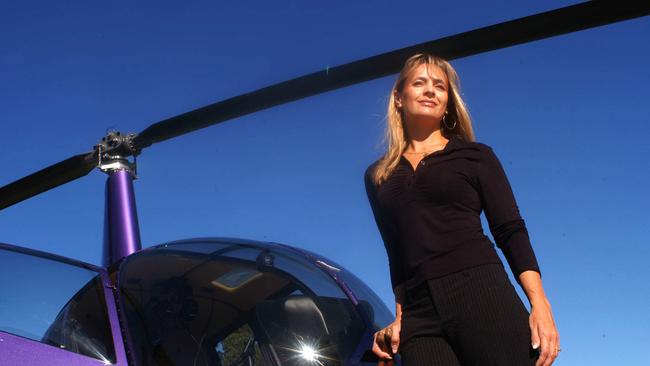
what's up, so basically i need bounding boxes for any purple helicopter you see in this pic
[1,3,648,366]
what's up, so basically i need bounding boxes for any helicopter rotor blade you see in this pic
[133,2,650,149]
[0,152,97,210]
[2,3,648,210]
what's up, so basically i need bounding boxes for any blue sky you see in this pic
[1,1,649,364]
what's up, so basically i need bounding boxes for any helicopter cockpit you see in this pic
[116,239,389,366]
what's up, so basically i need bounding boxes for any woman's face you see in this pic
[395,63,449,124]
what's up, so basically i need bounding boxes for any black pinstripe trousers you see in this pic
[398,264,538,366]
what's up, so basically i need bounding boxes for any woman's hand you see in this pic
[372,321,401,365]
[530,299,560,366]
[519,271,559,366]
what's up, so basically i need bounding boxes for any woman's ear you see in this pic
[394,91,402,109]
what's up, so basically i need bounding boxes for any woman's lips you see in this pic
[418,100,437,107]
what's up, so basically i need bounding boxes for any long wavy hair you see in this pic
[372,53,476,185]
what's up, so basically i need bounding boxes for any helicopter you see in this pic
[1,2,649,365]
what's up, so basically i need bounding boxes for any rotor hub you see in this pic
[95,131,140,176]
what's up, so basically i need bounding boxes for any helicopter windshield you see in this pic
[0,246,116,364]
[117,240,367,366]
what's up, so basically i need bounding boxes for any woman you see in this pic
[365,54,559,366]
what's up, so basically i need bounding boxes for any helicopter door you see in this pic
[0,243,128,366]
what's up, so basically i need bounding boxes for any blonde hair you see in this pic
[373,53,476,185]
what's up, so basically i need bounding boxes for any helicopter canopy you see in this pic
[116,239,393,366]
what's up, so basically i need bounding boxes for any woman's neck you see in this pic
[404,123,448,153]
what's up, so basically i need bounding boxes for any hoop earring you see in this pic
[443,113,456,130]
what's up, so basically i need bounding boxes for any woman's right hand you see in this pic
[372,321,401,365]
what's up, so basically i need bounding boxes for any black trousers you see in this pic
[398,264,538,366]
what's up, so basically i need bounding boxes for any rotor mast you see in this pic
[97,131,142,268]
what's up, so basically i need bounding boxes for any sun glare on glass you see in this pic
[300,344,318,361]
[276,337,340,366]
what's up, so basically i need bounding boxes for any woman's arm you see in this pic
[365,166,407,361]
[519,270,560,366]
[476,145,540,277]
[476,146,559,365]
[394,284,405,320]
[364,166,407,291]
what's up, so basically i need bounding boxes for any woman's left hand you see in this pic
[518,270,559,366]
[529,299,560,366]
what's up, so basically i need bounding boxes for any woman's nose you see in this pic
[423,84,435,96]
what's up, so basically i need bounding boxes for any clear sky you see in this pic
[1,1,649,365]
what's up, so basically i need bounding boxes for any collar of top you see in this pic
[401,134,482,167]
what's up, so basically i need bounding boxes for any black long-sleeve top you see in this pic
[364,135,540,293]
